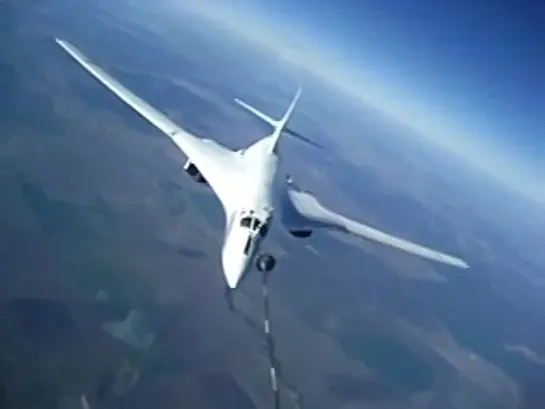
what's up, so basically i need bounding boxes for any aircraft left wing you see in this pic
[56,38,242,211]
[280,186,469,269]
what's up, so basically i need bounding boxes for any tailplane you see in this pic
[234,97,279,128]
[235,87,310,152]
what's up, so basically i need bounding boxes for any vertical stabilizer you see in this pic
[270,86,302,152]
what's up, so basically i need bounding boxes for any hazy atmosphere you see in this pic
[1,0,544,408]
[186,0,544,204]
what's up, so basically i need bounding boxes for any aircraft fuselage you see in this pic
[221,136,279,288]
[54,37,470,297]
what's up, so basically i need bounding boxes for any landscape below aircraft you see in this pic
[56,38,469,292]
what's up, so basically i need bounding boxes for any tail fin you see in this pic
[235,87,303,153]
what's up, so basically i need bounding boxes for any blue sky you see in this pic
[180,0,544,204]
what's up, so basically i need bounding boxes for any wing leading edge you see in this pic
[55,38,241,210]
[282,188,469,269]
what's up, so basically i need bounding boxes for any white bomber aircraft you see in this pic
[56,38,469,290]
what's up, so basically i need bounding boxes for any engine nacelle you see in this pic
[290,229,313,238]
[183,160,208,185]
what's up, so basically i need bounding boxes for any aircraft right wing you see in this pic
[281,186,469,269]
[56,38,242,211]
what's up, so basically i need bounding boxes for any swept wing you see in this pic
[56,38,241,211]
[281,187,469,269]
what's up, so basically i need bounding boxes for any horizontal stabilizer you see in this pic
[234,98,278,128]
[235,89,324,151]
[284,127,326,150]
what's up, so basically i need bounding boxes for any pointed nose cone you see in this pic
[222,252,248,289]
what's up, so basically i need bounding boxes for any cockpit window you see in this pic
[240,216,264,231]
[240,214,270,238]
[240,216,253,228]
